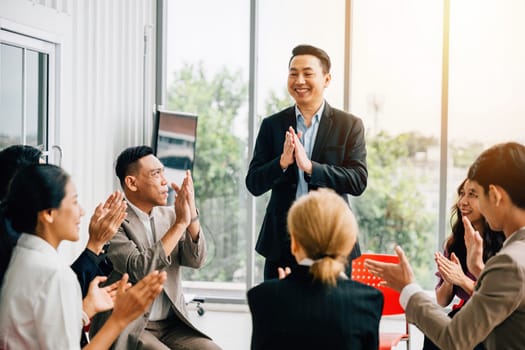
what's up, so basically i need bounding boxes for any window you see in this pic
[164,0,250,298]
[163,1,525,296]
[349,0,443,288]
[447,0,525,203]
[0,27,56,161]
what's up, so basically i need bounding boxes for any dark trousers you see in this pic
[264,255,298,280]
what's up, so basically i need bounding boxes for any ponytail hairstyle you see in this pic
[287,188,358,286]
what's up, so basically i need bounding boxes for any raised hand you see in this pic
[279,126,296,170]
[463,216,484,278]
[277,266,291,280]
[364,246,415,292]
[110,271,167,327]
[184,170,197,217]
[87,191,127,254]
[84,271,167,350]
[292,131,313,174]
[435,252,475,295]
[82,276,124,319]
[172,178,191,228]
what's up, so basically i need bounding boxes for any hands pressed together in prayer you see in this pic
[279,126,313,175]
[171,170,200,240]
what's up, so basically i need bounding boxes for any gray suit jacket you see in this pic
[406,228,525,350]
[90,205,209,349]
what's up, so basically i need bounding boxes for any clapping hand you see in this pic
[435,251,475,294]
[82,276,130,319]
[463,216,484,278]
[87,191,127,254]
[364,246,415,292]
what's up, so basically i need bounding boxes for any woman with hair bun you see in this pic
[248,188,383,350]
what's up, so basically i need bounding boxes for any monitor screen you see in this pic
[153,110,198,203]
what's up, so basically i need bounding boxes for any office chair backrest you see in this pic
[351,253,404,315]
[351,253,411,350]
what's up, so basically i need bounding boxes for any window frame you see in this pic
[0,21,58,164]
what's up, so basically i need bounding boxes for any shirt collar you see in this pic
[298,258,314,266]
[17,233,59,257]
[126,199,154,221]
[502,226,525,248]
[295,100,325,123]
[297,257,349,280]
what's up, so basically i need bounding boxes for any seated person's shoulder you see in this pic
[341,279,383,298]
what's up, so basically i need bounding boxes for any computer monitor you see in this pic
[153,110,198,203]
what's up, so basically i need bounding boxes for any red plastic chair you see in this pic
[352,253,410,350]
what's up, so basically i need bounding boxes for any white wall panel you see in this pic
[0,0,157,261]
[64,0,156,260]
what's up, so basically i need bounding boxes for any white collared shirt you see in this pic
[127,201,171,321]
[297,257,349,280]
[0,234,82,349]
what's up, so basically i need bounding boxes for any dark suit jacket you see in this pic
[246,102,367,262]
[71,246,113,297]
[247,265,383,350]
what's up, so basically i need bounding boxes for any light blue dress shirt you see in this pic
[295,101,325,199]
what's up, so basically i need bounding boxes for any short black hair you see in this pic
[468,142,525,209]
[115,146,154,187]
[289,44,331,74]
[0,145,43,201]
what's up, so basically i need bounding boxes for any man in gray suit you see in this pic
[90,146,220,350]
[365,142,525,350]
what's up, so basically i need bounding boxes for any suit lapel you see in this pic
[311,103,333,161]
[284,106,297,131]
[283,107,299,181]
[123,206,150,249]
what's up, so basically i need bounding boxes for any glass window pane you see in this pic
[0,43,24,147]
[448,0,525,207]
[25,49,48,147]
[166,0,249,289]
[350,0,443,289]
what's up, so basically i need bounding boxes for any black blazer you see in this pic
[246,103,367,261]
[71,247,113,297]
[247,266,383,350]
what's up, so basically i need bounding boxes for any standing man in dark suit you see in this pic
[246,44,367,280]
